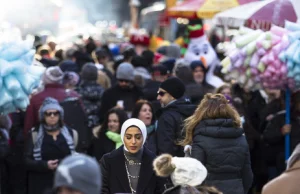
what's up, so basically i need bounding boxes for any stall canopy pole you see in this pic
[285,87,291,161]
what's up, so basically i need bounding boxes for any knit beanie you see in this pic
[153,154,207,187]
[54,154,102,194]
[39,97,64,121]
[160,77,185,99]
[81,63,98,81]
[42,66,64,84]
[63,72,79,87]
[116,62,135,81]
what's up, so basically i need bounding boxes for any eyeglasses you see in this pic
[118,79,130,83]
[44,111,60,117]
[157,91,166,97]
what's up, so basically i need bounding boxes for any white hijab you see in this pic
[120,118,147,151]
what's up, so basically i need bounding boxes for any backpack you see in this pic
[59,96,89,152]
[31,126,78,148]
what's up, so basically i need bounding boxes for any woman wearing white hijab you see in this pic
[100,118,166,194]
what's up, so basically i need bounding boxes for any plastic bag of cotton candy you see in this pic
[0,29,45,115]
[221,22,300,91]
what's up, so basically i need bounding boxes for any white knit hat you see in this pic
[121,118,147,151]
[153,154,207,187]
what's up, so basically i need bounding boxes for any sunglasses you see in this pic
[44,111,60,117]
[157,91,166,97]
[118,79,130,83]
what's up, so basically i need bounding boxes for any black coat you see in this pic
[156,99,196,157]
[191,119,253,194]
[100,146,166,194]
[87,133,116,161]
[25,129,72,194]
[77,81,104,128]
[99,84,144,122]
[263,113,300,172]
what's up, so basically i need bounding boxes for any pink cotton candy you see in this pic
[257,48,267,56]
[270,26,287,37]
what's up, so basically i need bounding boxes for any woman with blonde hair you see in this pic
[181,93,253,194]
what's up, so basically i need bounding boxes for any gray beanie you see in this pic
[116,62,135,81]
[81,63,98,81]
[54,154,102,194]
[39,97,64,121]
[42,66,64,84]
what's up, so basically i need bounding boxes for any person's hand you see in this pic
[47,160,58,170]
[281,124,291,135]
[266,114,274,121]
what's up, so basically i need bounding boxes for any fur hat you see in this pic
[42,66,64,84]
[153,154,207,187]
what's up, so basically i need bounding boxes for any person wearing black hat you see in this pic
[143,65,169,113]
[155,77,196,157]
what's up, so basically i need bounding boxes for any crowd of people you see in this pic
[0,34,299,194]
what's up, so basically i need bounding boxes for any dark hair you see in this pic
[123,47,136,61]
[142,50,154,68]
[131,100,155,125]
[131,55,146,68]
[98,108,128,137]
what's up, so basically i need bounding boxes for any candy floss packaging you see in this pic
[0,27,45,114]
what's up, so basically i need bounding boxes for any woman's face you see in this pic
[124,126,144,154]
[138,104,153,126]
[108,113,120,133]
[57,187,82,194]
[221,87,232,98]
[193,66,205,84]
[44,109,60,126]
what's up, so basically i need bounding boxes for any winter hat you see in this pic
[39,97,64,121]
[54,154,102,194]
[153,154,207,187]
[161,58,176,74]
[151,65,168,76]
[81,63,98,81]
[116,62,135,81]
[63,72,80,87]
[42,66,64,84]
[160,77,186,99]
[190,60,208,72]
[121,118,147,151]
[166,44,181,59]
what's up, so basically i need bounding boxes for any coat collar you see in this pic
[111,146,155,193]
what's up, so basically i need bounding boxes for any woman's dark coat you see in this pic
[191,119,253,194]
[87,132,116,161]
[25,128,73,194]
[100,146,166,194]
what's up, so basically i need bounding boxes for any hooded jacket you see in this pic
[191,119,253,194]
[156,98,196,157]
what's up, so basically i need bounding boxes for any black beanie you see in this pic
[160,77,185,99]
[81,63,98,81]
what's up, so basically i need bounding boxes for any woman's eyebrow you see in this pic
[125,133,142,135]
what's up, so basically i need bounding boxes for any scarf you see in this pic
[33,125,75,161]
[147,125,155,135]
[106,131,123,149]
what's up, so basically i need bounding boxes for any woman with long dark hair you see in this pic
[88,108,128,161]
[181,93,253,194]
[131,100,157,154]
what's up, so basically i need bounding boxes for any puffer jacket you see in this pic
[77,81,104,128]
[156,98,196,157]
[191,119,253,194]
